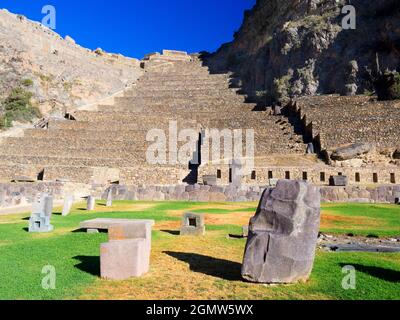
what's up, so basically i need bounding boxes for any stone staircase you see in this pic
[0,51,307,185]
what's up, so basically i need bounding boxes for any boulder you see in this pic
[242,180,320,284]
[331,143,372,161]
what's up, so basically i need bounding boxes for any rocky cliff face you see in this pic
[205,0,400,104]
[0,9,142,119]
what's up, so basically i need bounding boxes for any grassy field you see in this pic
[0,201,399,300]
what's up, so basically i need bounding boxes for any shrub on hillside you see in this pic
[0,86,41,129]
[373,71,400,101]
[21,78,34,87]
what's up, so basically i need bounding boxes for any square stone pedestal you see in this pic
[100,239,146,280]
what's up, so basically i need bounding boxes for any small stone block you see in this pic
[180,212,205,236]
[100,239,147,280]
[108,221,153,273]
[203,175,217,186]
[329,175,348,186]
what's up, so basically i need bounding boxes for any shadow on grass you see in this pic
[164,251,242,281]
[74,255,100,277]
[160,230,180,236]
[228,234,245,239]
[340,263,400,282]
[71,229,86,233]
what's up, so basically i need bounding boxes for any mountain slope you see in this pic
[205,0,400,104]
[0,9,142,119]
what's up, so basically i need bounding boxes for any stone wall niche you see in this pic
[241,180,321,284]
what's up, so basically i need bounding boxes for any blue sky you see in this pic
[1,0,256,59]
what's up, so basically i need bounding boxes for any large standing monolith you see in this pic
[230,159,243,186]
[241,179,320,284]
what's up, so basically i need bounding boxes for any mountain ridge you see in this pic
[205,0,400,104]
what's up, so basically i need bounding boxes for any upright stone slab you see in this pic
[180,212,205,236]
[106,189,113,207]
[29,193,54,233]
[230,159,243,186]
[86,196,95,211]
[306,143,315,154]
[242,180,321,284]
[62,194,74,216]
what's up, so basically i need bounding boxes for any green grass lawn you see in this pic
[320,203,400,237]
[0,201,399,300]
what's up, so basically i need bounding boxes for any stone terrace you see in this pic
[0,51,307,185]
[290,95,400,154]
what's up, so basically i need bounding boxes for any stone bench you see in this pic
[79,218,155,233]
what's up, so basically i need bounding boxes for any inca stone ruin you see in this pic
[0,0,399,302]
[0,49,399,206]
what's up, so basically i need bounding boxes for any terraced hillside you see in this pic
[289,95,400,155]
[0,51,308,185]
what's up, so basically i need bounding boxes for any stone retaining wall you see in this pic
[103,184,400,204]
[199,164,400,186]
[1,181,399,210]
